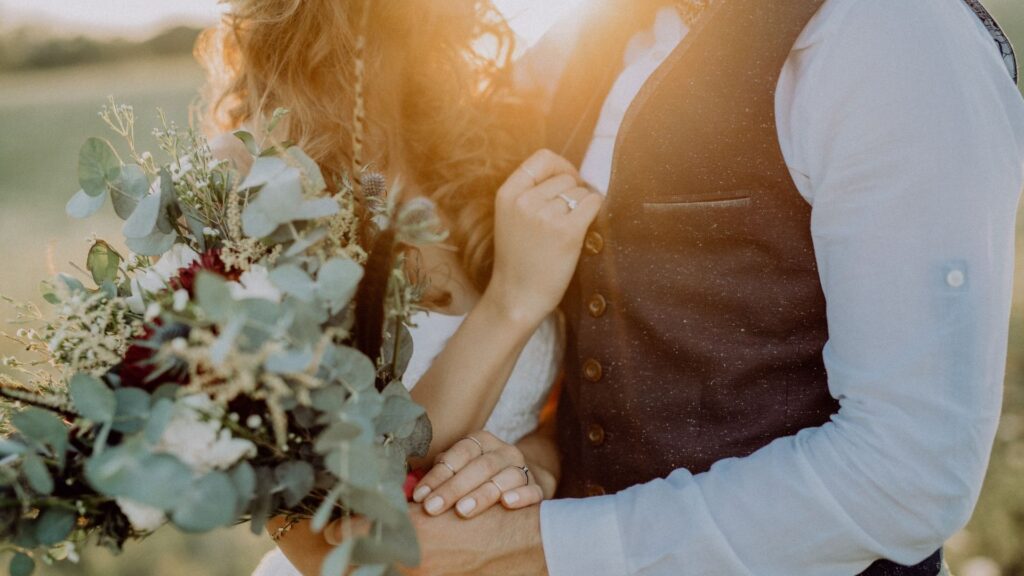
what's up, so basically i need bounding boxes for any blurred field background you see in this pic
[0,2,1023,575]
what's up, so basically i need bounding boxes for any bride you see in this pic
[198,1,601,574]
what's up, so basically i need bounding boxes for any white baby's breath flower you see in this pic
[227,265,282,302]
[115,498,167,532]
[172,289,190,312]
[154,394,256,475]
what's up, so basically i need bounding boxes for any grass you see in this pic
[1,6,1024,574]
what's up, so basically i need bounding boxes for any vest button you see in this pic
[582,358,603,382]
[587,424,606,446]
[586,484,606,497]
[587,293,607,318]
[584,231,604,255]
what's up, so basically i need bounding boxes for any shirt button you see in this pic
[587,424,606,446]
[583,358,603,382]
[947,269,966,288]
[587,293,608,318]
[586,484,606,497]
[584,231,605,255]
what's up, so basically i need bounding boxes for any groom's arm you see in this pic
[538,3,1024,575]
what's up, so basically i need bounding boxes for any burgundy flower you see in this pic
[116,322,190,392]
[169,249,240,295]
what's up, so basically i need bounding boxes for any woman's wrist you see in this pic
[478,281,547,334]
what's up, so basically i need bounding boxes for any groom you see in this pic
[411,1,1024,574]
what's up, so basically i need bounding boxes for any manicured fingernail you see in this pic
[413,486,432,502]
[503,492,520,505]
[456,498,477,516]
[425,496,444,514]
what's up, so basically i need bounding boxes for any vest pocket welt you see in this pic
[642,193,752,213]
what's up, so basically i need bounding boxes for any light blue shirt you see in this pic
[531,1,1024,574]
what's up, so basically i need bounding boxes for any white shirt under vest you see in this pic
[518,1,1024,574]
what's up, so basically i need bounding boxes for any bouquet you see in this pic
[0,99,441,576]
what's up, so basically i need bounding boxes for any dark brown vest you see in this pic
[552,0,838,501]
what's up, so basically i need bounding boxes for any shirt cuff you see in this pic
[540,496,629,576]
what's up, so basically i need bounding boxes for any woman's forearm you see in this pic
[409,292,541,466]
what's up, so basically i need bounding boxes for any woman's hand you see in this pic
[485,149,603,328]
[411,431,555,519]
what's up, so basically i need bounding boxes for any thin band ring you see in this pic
[557,193,579,212]
[516,465,531,485]
[489,478,505,493]
[520,165,540,186]
[463,435,485,457]
[439,459,457,476]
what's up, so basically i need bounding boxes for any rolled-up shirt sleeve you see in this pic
[540,1,1024,574]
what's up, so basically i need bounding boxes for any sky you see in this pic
[0,0,583,45]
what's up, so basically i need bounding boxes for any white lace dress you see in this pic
[251,312,564,576]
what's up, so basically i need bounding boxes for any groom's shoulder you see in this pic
[807,0,999,52]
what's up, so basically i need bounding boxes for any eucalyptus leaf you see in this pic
[125,228,176,257]
[11,408,68,462]
[294,197,341,220]
[0,439,27,455]
[325,444,382,492]
[320,540,355,576]
[265,347,315,374]
[9,552,34,576]
[314,421,364,454]
[195,272,234,322]
[351,565,389,576]
[78,137,121,197]
[326,346,376,392]
[270,265,317,301]
[85,446,191,510]
[34,508,76,546]
[211,315,246,366]
[156,170,180,234]
[144,399,175,445]
[249,466,276,535]
[311,485,343,533]
[55,273,86,295]
[40,280,60,305]
[112,387,150,434]
[66,188,106,219]
[239,156,289,191]
[376,388,426,437]
[233,130,260,157]
[230,461,256,514]
[21,453,54,495]
[285,146,327,194]
[69,373,117,423]
[274,461,316,508]
[122,188,162,238]
[318,258,364,313]
[284,227,329,258]
[351,518,420,567]
[172,471,238,533]
[111,164,149,220]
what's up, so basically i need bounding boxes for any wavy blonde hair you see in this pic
[197,0,541,291]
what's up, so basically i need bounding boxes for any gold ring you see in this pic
[439,459,457,476]
[517,465,530,485]
[557,193,579,212]
[490,478,505,493]
[464,435,485,456]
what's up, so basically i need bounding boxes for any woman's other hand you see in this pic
[485,149,603,328]
[411,431,555,519]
